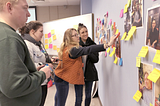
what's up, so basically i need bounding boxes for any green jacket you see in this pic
[0,22,46,106]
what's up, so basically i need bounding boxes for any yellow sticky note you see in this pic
[127,0,131,8]
[73,25,78,30]
[53,45,57,50]
[150,103,153,106]
[115,29,119,35]
[45,39,48,44]
[45,45,48,49]
[51,29,55,35]
[121,32,127,40]
[53,35,57,40]
[49,38,52,44]
[136,57,141,67]
[138,46,148,57]
[125,26,136,41]
[133,90,142,102]
[57,48,60,52]
[153,50,160,64]
[128,26,136,35]
[109,47,116,57]
[107,47,110,53]
[124,4,128,13]
[147,68,160,83]
[45,34,48,38]
[114,57,118,64]
[125,34,132,41]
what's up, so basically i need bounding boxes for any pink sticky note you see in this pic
[49,44,52,48]
[120,9,124,18]
[48,32,51,38]
[109,19,112,25]
[105,51,107,57]
[106,11,108,17]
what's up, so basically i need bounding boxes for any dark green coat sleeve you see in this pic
[0,37,46,98]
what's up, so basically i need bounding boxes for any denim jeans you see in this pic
[54,75,69,106]
[74,81,93,106]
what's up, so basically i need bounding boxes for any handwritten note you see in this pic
[53,35,57,40]
[51,29,55,35]
[57,48,60,52]
[105,51,107,57]
[107,47,110,53]
[147,68,160,83]
[138,46,148,57]
[121,32,127,40]
[136,57,141,67]
[109,19,112,25]
[153,50,160,64]
[49,38,52,44]
[124,4,128,13]
[49,44,53,49]
[48,32,51,38]
[133,90,142,102]
[45,45,49,49]
[45,34,48,38]
[114,56,118,64]
[109,47,116,57]
[115,29,119,35]
[119,58,123,66]
[127,0,131,8]
[45,39,48,44]
[125,26,136,41]
[53,45,57,50]
[120,9,124,18]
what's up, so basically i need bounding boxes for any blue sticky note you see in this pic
[119,58,123,66]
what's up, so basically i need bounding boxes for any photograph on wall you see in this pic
[106,29,110,44]
[131,0,143,28]
[145,5,160,50]
[115,36,121,58]
[155,68,160,106]
[138,62,153,106]
[124,7,131,34]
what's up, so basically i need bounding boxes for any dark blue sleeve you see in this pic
[69,44,105,59]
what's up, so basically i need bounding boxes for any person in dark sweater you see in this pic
[76,23,99,106]
[54,28,118,106]
[0,0,51,106]
[148,19,159,49]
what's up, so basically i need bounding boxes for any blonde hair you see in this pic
[0,0,18,11]
[58,28,79,60]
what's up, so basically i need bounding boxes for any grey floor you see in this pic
[44,84,102,106]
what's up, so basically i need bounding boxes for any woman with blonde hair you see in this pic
[54,28,117,106]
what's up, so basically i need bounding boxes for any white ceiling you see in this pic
[27,0,80,6]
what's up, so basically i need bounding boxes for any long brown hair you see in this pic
[58,28,79,67]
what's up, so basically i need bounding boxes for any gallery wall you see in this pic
[81,0,160,106]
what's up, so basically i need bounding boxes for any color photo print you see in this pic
[131,0,143,28]
[138,62,153,106]
[145,5,160,50]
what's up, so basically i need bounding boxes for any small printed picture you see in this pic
[155,68,160,106]
[106,29,110,44]
[138,63,153,106]
[115,36,121,58]
[124,7,131,34]
[145,5,160,50]
[131,0,143,27]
